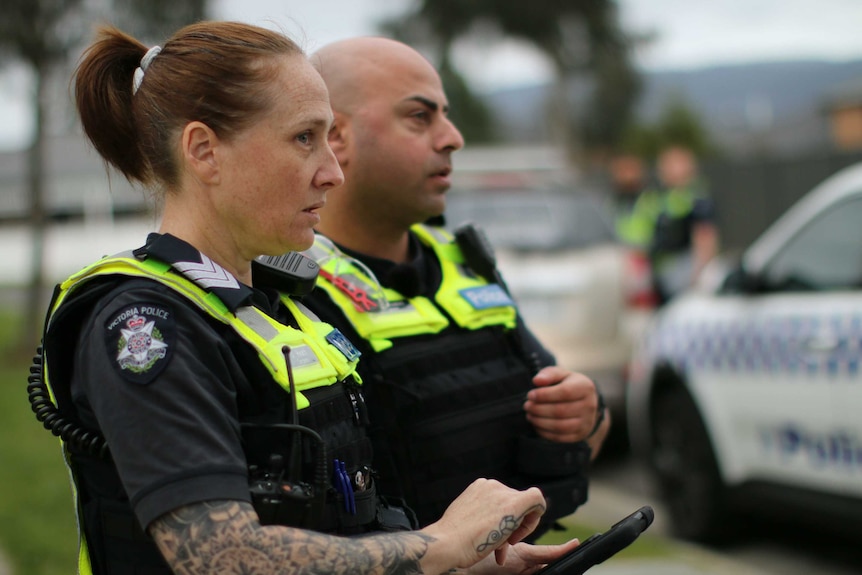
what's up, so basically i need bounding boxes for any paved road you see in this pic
[566,477,770,575]
[587,450,862,575]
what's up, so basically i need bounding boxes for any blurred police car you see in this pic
[445,188,655,444]
[626,162,862,542]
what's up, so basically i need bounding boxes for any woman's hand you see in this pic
[422,478,548,571]
[468,538,582,574]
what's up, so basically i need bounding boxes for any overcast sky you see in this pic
[3,0,862,149]
[212,0,862,85]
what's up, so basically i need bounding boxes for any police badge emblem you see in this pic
[106,303,175,384]
[117,314,169,372]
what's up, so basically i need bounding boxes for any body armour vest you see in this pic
[303,225,590,527]
[38,247,406,575]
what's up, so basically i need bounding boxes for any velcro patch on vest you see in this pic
[458,284,514,310]
[105,302,175,385]
[326,328,362,362]
[286,344,321,369]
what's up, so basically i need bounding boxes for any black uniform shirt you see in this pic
[67,234,290,529]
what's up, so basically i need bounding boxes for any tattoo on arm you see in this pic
[476,504,546,553]
[148,500,436,575]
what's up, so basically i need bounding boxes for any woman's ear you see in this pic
[182,121,220,184]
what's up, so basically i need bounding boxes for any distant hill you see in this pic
[485,59,862,156]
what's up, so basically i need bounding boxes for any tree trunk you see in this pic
[21,66,47,355]
[546,65,585,173]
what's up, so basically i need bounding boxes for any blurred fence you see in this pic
[3,136,862,257]
[0,133,147,223]
[702,150,862,252]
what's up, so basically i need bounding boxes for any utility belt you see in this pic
[72,438,416,575]
[251,470,415,534]
[243,423,416,535]
[83,483,416,575]
[62,413,415,574]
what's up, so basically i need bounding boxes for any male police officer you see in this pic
[302,37,610,539]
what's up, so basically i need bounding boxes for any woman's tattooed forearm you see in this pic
[476,504,546,552]
[148,500,436,575]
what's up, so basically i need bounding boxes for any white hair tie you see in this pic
[132,45,162,95]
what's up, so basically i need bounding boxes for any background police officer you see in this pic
[618,146,719,304]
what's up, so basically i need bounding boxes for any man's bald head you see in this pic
[311,37,439,115]
[309,36,463,260]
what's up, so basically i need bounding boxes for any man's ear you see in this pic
[182,121,220,184]
[328,111,351,165]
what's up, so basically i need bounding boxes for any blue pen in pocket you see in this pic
[333,458,356,515]
[339,459,356,514]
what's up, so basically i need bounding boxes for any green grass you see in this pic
[535,516,673,561]
[1,308,78,575]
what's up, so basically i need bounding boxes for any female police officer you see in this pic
[31,21,579,575]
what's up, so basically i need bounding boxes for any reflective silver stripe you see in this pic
[235,306,280,340]
[172,254,241,290]
[292,298,321,322]
[287,344,319,368]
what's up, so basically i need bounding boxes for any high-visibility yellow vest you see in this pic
[43,252,361,574]
[616,185,702,248]
[302,224,517,352]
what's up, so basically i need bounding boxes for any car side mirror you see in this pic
[720,263,762,294]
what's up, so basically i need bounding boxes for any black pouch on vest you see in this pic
[242,423,328,529]
[319,479,379,534]
[516,436,592,478]
[515,436,591,523]
[373,496,419,532]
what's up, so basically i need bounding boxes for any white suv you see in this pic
[626,162,862,542]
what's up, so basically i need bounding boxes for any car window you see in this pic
[444,191,616,251]
[762,194,862,291]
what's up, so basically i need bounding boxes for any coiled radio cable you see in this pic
[27,344,108,458]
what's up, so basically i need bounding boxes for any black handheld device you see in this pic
[454,221,550,373]
[536,505,654,575]
[254,251,320,296]
[243,346,328,528]
[453,222,511,294]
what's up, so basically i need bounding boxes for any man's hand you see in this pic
[523,366,605,444]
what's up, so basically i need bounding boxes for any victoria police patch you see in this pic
[105,302,175,384]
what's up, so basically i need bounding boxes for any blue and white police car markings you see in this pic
[760,423,862,472]
[648,314,862,378]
